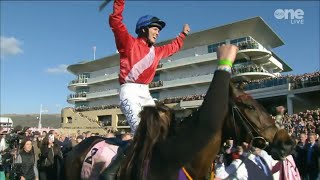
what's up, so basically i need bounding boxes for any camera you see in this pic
[5,133,22,149]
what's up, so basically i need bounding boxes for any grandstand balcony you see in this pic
[232,72,276,82]
[81,74,213,99]
[87,73,118,85]
[67,92,87,103]
[68,79,88,91]
[86,89,119,99]
[151,74,213,91]
[237,49,271,62]
[157,53,216,72]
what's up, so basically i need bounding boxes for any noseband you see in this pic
[229,99,274,149]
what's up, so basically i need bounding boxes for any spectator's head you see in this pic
[12,125,23,133]
[20,138,33,152]
[226,137,234,147]
[121,133,133,141]
[231,150,242,160]
[308,133,317,144]
[235,145,244,156]
[106,132,115,138]
[86,131,92,138]
[251,146,262,156]
[76,135,84,143]
[42,131,47,136]
[60,134,66,141]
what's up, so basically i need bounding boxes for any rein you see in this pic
[229,98,274,148]
[220,98,275,179]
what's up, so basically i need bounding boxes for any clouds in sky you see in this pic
[0,36,23,59]
[46,64,68,74]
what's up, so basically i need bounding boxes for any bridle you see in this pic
[229,98,275,149]
[221,98,276,180]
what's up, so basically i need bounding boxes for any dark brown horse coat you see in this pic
[133,70,230,180]
[65,70,295,180]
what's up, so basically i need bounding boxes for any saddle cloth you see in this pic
[81,140,119,180]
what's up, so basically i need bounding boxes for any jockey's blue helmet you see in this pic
[135,15,166,34]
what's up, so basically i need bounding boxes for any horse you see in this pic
[64,83,295,180]
[181,83,295,179]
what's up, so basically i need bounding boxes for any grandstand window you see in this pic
[239,37,247,42]
[153,73,160,82]
[151,92,160,100]
[208,44,219,53]
[117,114,128,126]
[207,44,214,53]
[67,117,72,124]
[98,115,112,126]
[230,39,238,44]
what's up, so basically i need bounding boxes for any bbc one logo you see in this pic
[274,9,304,24]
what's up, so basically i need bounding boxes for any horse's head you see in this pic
[269,129,296,160]
[225,83,295,160]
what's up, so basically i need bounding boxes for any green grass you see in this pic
[1,114,61,128]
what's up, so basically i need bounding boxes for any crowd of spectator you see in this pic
[162,94,206,104]
[75,104,120,112]
[68,92,86,99]
[69,79,88,85]
[149,80,163,88]
[232,64,267,74]
[237,40,259,50]
[0,127,132,180]
[275,108,320,139]
[2,108,318,179]
[290,71,320,89]
[242,71,320,91]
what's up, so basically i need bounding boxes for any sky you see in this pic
[0,1,319,114]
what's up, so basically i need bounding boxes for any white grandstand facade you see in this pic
[61,17,319,134]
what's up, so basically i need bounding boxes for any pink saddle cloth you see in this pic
[81,140,119,180]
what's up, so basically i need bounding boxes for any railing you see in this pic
[243,73,320,91]
[158,53,216,71]
[68,92,87,100]
[291,75,320,89]
[157,73,213,89]
[149,80,163,88]
[86,89,119,99]
[233,64,270,75]
[75,104,120,112]
[244,78,290,91]
[69,79,88,85]
[237,40,259,50]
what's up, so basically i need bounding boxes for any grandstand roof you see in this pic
[272,51,292,72]
[68,16,285,74]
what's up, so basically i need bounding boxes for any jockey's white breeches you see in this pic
[119,83,155,134]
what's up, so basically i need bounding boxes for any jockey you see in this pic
[109,0,190,134]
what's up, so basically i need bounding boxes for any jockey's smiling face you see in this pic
[147,26,160,45]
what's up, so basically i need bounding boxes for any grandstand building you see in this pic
[61,17,320,134]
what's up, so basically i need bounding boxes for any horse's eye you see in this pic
[248,105,255,110]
